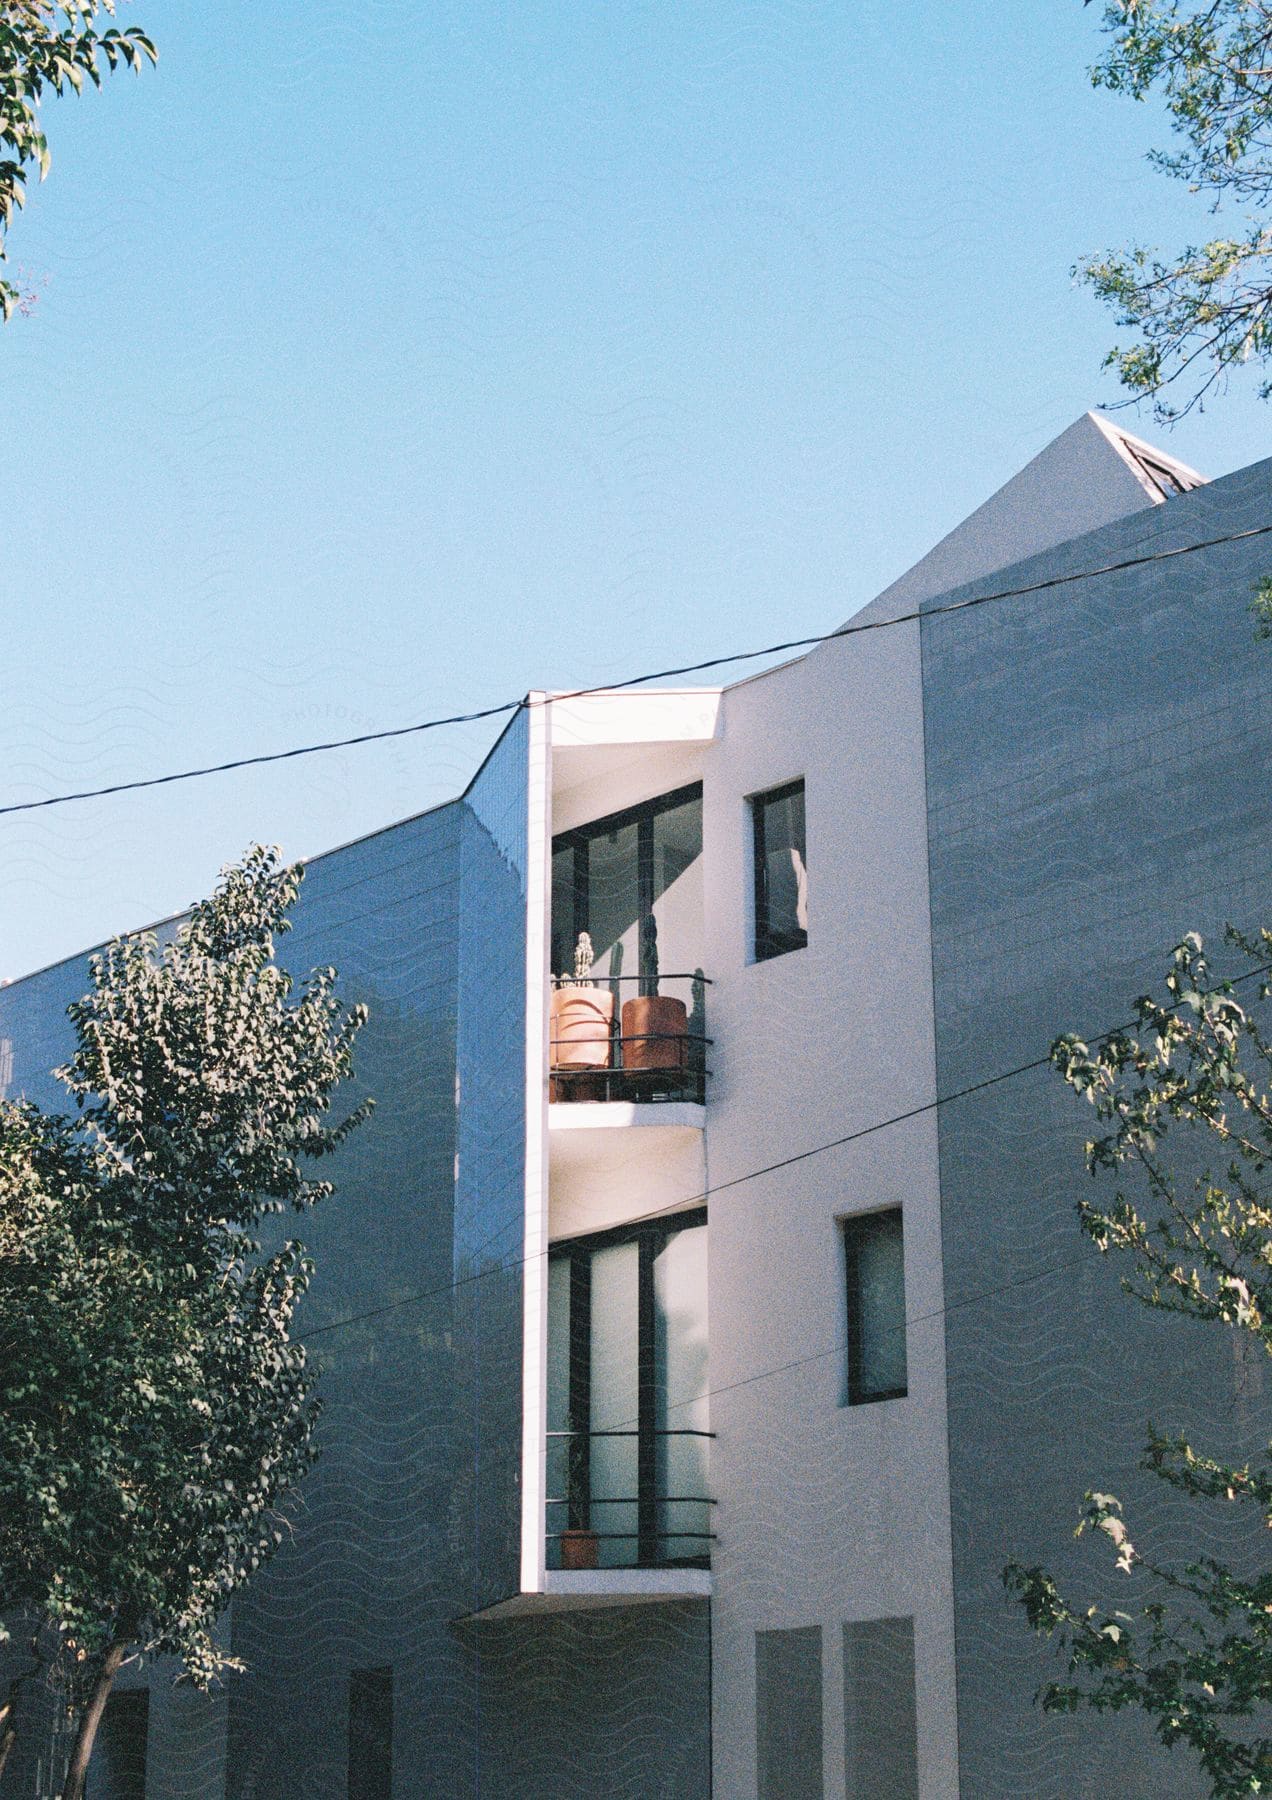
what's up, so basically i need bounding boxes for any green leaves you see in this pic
[1010,928,1272,1795]
[1007,1522,1272,1795]
[1079,2,1272,417]
[0,846,370,1762]
[58,843,372,1237]
[0,1,156,319]
[1048,928,1272,1335]
[1250,575,1272,641]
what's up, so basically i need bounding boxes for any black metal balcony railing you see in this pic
[549,972,711,1105]
[545,1426,715,1571]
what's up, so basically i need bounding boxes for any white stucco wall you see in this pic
[548,1117,706,1241]
[520,694,553,1596]
[849,412,1189,629]
[520,692,720,1599]
[519,659,958,1793]
[701,621,959,1798]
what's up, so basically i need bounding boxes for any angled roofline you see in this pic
[1087,410,1206,503]
[0,413,1222,990]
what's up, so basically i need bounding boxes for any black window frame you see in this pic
[750,777,807,963]
[549,1207,708,1569]
[841,1206,908,1407]
[552,781,703,991]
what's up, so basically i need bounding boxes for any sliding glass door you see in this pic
[546,1212,710,1569]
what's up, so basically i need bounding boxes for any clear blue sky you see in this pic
[2,0,1269,980]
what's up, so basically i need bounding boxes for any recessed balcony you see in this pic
[547,1425,715,1573]
[549,972,711,1107]
[546,1211,711,1595]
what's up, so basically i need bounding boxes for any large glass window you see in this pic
[842,1208,908,1406]
[546,1212,710,1568]
[751,779,807,961]
[551,784,703,985]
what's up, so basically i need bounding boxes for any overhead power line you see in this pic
[299,1046,1053,1344]
[602,1241,1103,1433]
[299,954,1272,1348]
[3,521,1269,821]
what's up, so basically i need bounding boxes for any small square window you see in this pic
[751,779,807,961]
[842,1208,907,1405]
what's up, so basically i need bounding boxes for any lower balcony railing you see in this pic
[546,1427,715,1571]
[550,972,711,1106]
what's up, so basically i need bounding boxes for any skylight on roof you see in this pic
[1121,440,1204,501]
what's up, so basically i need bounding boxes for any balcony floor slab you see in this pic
[459,1570,712,1622]
[548,1106,707,1239]
[549,1100,704,1133]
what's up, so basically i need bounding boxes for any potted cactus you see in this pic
[551,932,615,1074]
[620,915,688,1074]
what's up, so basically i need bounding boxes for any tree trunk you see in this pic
[0,1720,15,1787]
[60,1642,125,1800]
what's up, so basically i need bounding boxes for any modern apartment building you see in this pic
[2,413,1269,1798]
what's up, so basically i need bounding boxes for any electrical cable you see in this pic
[297,1057,1052,1343]
[298,956,1272,1348]
[9,516,1272,1412]
[3,520,1270,821]
[604,1242,1104,1431]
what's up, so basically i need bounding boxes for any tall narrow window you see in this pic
[842,1208,907,1405]
[751,780,807,961]
[87,1689,148,1800]
[348,1666,393,1800]
[844,1617,918,1798]
[755,1626,823,1800]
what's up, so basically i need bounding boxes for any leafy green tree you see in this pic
[1006,929,1272,1797]
[0,0,156,319]
[1078,1,1272,419]
[0,847,371,1799]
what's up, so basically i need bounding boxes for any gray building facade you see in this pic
[0,711,709,1799]
[922,454,1272,1798]
[1,419,1268,1797]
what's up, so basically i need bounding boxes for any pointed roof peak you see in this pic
[844,411,1208,630]
[1084,410,1207,502]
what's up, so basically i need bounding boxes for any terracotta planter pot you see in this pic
[621,995,688,1072]
[559,1528,599,1571]
[551,987,615,1069]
